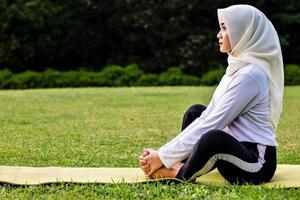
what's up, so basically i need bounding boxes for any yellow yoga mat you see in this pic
[0,164,299,188]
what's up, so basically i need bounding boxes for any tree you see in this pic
[0,0,299,75]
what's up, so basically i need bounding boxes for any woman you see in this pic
[139,4,284,185]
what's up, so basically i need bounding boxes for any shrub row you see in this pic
[0,64,299,89]
[284,64,300,85]
[0,65,202,89]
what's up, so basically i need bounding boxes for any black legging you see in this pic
[176,104,277,185]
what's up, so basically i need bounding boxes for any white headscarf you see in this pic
[217,5,284,129]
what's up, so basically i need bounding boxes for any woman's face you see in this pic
[217,19,231,53]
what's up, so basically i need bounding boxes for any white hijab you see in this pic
[217,5,284,129]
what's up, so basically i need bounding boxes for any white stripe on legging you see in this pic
[188,144,266,182]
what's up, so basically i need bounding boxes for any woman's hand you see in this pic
[139,148,163,176]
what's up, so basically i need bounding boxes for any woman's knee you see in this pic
[200,129,227,141]
[194,130,229,149]
[182,104,207,130]
[185,104,206,115]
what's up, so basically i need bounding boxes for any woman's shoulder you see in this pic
[233,64,269,90]
[234,64,268,82]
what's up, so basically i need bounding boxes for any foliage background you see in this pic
[0,0,299,77]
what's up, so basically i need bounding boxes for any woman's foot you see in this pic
[151,162,184,179]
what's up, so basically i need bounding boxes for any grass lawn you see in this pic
[0,86,299,199]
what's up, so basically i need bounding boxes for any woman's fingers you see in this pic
[139,148,154,166]
[142,150,150,157]
[147,168,157,176]
[141,165,149,170]
[139,159,147,166]
[143,152,149,157]
[142,148,153,156]
[139,155,145,160]
[141,165,150,175]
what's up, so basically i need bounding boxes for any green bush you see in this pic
[180,75,201,85]
[0,69,13,88]
[159,68,183,85]
[39,69,62,88]
[97,64,143,86]
[31,69,101,88]
[6,64,292,89]
[117,64,143,86]
[201,68,225,86]
[285,64,300,85]
[159,67,200,85]
[58,71,86,87]
[136,74,160,86]
[7,71,41,89]
[41,70,83,88]
[78,71,103,87]
[98,65,125,86]
[87,72,106,87]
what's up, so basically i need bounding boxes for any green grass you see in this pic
[0,86,299,199]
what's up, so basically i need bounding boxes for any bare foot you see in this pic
[151,162,184,179]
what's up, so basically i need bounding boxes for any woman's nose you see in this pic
[217,31,221,39]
